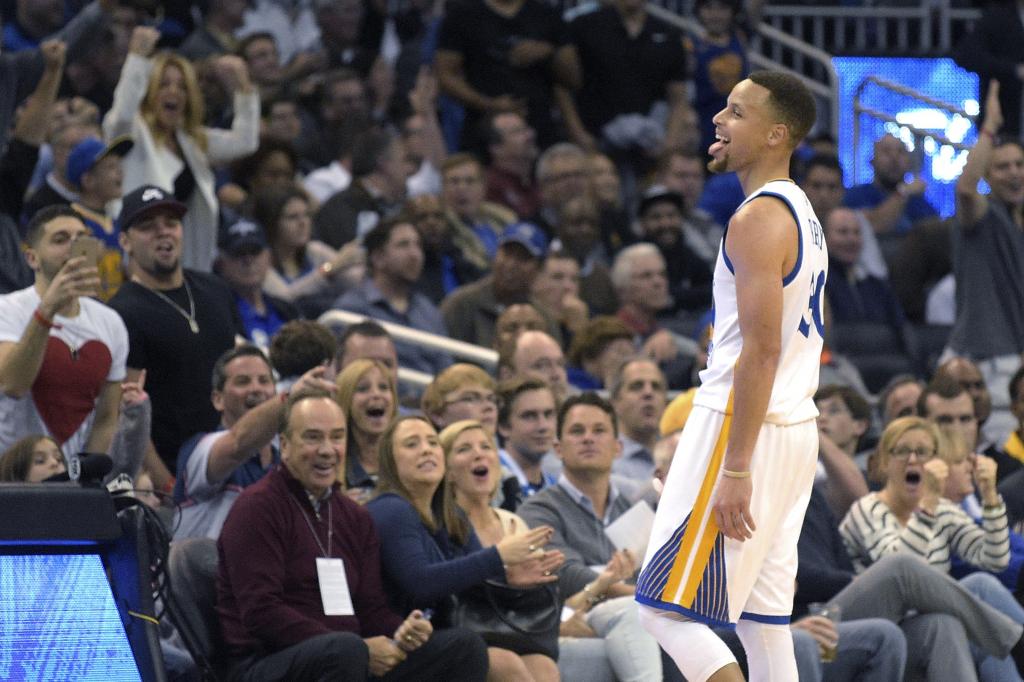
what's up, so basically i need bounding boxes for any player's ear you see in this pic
[767,122,788,148]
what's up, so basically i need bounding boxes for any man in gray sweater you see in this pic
[518,392,666,681]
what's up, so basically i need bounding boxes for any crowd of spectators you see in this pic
[2,0,1024,678]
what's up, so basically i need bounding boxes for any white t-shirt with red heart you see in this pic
[0,286,128,460]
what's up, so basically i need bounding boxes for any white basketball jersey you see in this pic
[694,179,829,425]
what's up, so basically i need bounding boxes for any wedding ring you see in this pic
[544,570,551,576]
[405,635,413,642]
[529,544,536,552]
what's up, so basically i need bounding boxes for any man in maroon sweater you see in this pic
[216,388,489,680]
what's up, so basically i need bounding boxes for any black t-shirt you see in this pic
[108,270,241,470]
[438,0,567,144]
[569,6,688,133]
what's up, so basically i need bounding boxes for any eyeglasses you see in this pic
[889,446,936,460]
[445,392,497,407]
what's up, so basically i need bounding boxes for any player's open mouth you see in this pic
[905,471,921,485]
[709,133,730,157]
[471,465,489,481]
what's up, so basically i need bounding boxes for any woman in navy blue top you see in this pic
[367,415,561,681]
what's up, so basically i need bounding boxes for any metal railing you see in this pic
[644,4,840,135]
[852,74,974,180]
[318,309,499,369]
[761,2,981,55]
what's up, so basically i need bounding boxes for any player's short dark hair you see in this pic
[24,205,81,247]
[211,345,272,392]
[269,320,337,379]
[748,70,816,148]
[557,391,618,438]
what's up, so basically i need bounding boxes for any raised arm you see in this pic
[408,67,447,173]
[0,257,98,398]
[955,79,1001,231]
[103,27,159,139]
[205,56,260,165]
[204,367,334,483]
[712,197,793,541]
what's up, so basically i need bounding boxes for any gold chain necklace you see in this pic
[143,277,199,333]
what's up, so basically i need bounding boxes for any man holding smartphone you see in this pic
[0,205,127,461]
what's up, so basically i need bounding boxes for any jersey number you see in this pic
[798,270,826,339]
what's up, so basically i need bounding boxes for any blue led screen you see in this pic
[0,554,141,681]
[833,57,980,218]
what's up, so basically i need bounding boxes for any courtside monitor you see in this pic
[0,485,142,681]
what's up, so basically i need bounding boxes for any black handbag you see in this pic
[450,580,561,659]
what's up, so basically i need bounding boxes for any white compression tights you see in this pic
[735,619,797,682]
[638,607,736,682]
[639,607,797,682]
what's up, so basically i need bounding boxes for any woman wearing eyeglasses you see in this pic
[840,416,1008,576]
[840,416,1023,681]
[422,364,498,436]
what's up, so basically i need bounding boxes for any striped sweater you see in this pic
[839,492,1010,574]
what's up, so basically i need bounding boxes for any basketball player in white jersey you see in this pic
[635,71,826,681]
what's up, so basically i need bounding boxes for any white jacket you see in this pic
[103,53,259,272]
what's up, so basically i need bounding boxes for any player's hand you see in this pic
[712,475,756,541]
[984,79,1003,133]
[364,636,406,676]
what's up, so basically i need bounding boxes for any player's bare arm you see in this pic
[712,196,798,542]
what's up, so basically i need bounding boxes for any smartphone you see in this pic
[70,235,102,266]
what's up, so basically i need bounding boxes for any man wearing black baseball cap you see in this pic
[108,185,243,492]
[637,185,713,316]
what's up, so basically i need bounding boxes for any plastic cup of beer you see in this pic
[807,602,842,662]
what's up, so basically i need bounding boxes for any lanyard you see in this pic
[290,493,333,558]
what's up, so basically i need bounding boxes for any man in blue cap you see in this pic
[215,217,298,349]
[67,135,133,300]
[441,221,557,348]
